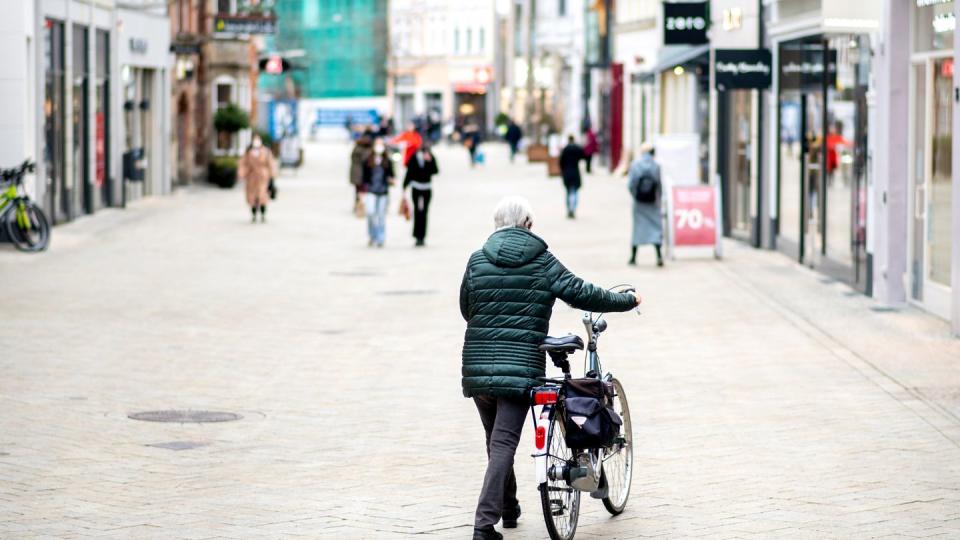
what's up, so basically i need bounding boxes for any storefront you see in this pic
[38,1,119,224]
[773,29,874,292]
[117,7,171,202]
[907,0,955,320]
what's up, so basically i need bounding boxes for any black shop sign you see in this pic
[779,47,837,90]
[715,49,772,90]
[663,1,709,45]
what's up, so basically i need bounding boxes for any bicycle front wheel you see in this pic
[539,407,580,540]
[601,377,633,515]
[6,201,50,252]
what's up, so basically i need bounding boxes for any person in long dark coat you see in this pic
[559,135,585,219]
[504,120,522,162]
[627,142,664,266]
[403,144,439,247]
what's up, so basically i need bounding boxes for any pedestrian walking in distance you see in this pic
[460,196,641,540]
[559,135,585,219]
[583,127,598,173]
[391,121,423,167]
[463,121,481,167]
[627,142,664,266]
[362,138,395,247]
[504,120,522,163]
[350,129,373,212]
[238,134,277,223]
[403,143,439,247]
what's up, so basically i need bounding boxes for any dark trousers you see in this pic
[411,188,432,241]
[584,154,593,173]
[473,395,527,528]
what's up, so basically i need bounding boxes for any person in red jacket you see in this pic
[583,128,598,173]
[392,121,423,166]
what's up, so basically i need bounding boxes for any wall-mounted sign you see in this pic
[129,38,147,54]
[170,42,201,55]
[715,49,772,90]
[779,46,837,90]
[214,15,276,35]
[722,7,743,30]
[663,1,709,45]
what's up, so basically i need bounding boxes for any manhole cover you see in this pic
[128,410,242,423]
[381,289,437,296]
[146,441,208,451]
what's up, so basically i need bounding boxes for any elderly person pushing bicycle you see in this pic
[459,196,641,540]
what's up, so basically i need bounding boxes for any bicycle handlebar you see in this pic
[0,160,36,183]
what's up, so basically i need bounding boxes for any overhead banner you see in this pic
[663,1,709,45]
[715,49,772,90]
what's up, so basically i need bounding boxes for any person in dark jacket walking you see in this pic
[403,143,439,247]
[504,120,522,163]
[559,135,585,218]
[350,130,373,211]
[361,138,395,247]
[460,196,640,540]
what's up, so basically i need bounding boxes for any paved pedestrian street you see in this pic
[2,142,960,539]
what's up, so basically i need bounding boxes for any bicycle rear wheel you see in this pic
[601,377,633,515]
[539,407,580,540]
[5,201,50,252]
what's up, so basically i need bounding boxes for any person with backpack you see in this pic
[627,142,663,266]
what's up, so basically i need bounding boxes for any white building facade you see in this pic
[388,0,498,134]
[0,0,171,227]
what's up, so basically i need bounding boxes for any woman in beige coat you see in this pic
[238,134,278,223]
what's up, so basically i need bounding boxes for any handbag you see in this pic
[354,197,366,218]
[562,378,621,449]
[268,178,277,200]
[398,197,412,221]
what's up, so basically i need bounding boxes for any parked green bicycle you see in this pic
[1,161,50,252]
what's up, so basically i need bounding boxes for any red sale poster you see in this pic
[672,186,718,247]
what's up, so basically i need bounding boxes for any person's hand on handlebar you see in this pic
[629,292,641,307]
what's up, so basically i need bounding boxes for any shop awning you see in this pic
[636,44,710,81]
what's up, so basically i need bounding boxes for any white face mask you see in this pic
[252,139,263,149]
[374,144,385,153]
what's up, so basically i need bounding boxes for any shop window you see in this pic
[72,24,90,215]
[913,0,955,53]
[95,30,110,208]
[43,19,66,223]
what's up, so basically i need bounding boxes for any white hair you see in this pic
[493,196,535,230]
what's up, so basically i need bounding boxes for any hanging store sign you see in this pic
[779,47,837,90]
[214,14,276,35]
[714,49,772,90]
[663,1,709,45]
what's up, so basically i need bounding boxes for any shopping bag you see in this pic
[354,197,365,218]
[398,197,412,221]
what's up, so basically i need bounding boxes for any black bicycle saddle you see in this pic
[539,334,584,353]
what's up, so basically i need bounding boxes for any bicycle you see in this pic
[0,160,50,252]
[530,286,636,540]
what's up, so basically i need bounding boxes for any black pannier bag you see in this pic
[562,378,622,449]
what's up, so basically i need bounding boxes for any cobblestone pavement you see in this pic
[2,141,960,539]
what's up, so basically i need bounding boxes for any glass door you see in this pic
[802,91,825,266]
[910,56,954,319]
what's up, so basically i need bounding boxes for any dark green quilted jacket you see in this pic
[459,227,636,399]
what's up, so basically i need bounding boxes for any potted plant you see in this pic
[210,104,249,188]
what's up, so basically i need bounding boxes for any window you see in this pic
[454,28,460,53]
[479,28,485,52]
[559,0,566,16]
[466,28,472,53]
[95,30,110,207]
[216,83,232,109]
[217,0,232,15]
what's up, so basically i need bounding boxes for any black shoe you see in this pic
[628,259,636,266]
[473,526,503,540]
[657,258,664,267]
[502,505,521,528]
[415,238,425,247]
